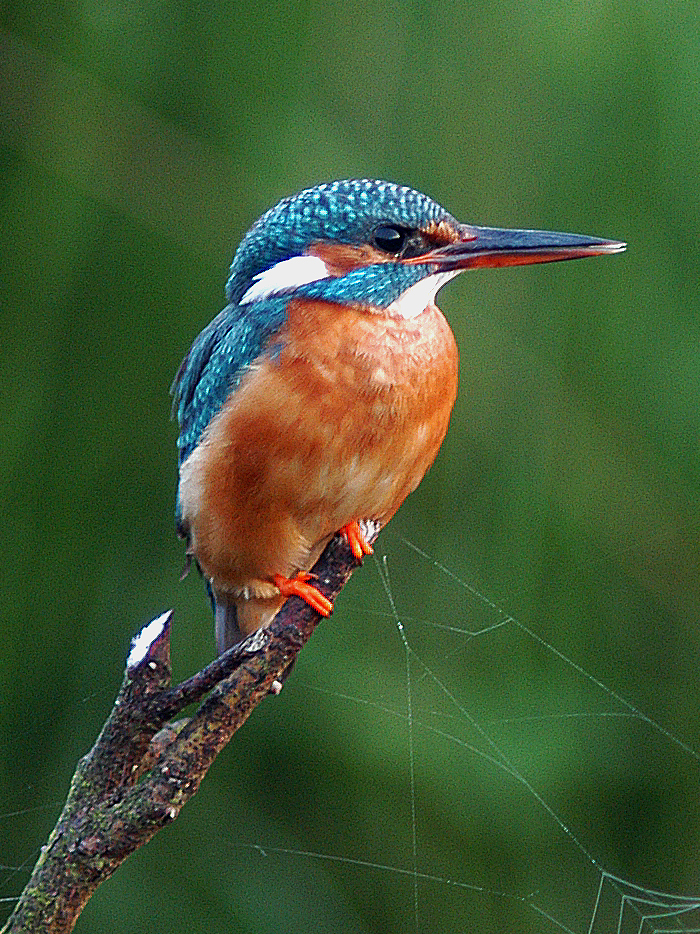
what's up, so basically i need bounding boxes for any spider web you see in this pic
[1,533,698,934]
[236,532,700,934]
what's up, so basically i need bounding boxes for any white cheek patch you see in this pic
[385,271,459,319]
[240,254,331,305]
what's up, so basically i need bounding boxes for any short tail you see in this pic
[214,593,286,654]
[215,600,244,655]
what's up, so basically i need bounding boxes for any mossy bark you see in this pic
[2,527,378,933]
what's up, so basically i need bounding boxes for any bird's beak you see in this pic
[407,224,626,270]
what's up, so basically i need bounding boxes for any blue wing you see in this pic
[171,298,288,526]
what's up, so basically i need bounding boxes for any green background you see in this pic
[1,3,699,932]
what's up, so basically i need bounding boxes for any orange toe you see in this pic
[341,521,374,562]
[273,572,333,617]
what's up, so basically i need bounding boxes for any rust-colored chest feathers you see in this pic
[174,179,623,650]
[178,299,458,596]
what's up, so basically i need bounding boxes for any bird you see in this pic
[172,179,625,654]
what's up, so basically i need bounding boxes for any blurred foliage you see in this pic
[1,2,699,932]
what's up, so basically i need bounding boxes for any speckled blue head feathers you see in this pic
[171,178,625,653]
[226,179,454,305]
[173,179,624,474]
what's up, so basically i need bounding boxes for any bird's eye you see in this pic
[374,225,407,254]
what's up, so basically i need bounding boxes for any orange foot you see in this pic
[341,520,374,562]
[273,572,333,617]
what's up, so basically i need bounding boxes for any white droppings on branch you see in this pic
[127,612,170,669]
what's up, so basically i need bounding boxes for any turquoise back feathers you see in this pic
[172,179,453,468]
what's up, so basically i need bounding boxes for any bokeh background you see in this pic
[1,3,699,932]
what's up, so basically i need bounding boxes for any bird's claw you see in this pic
[341,521,374,562]
[273,572,333,616]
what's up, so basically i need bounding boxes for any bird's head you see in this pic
[225,179,625,319]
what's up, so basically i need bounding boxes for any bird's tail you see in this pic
[215,593,286,654]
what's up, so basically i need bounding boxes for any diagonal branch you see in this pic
[1,522,380,934]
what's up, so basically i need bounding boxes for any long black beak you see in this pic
[409,224,626,270]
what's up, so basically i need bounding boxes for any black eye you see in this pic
[374,225,407,254]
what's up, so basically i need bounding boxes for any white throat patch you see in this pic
[240,254,330,305]
[385,271,459,319]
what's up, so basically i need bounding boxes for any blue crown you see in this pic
[225,179,453,305]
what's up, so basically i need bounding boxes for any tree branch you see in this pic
[2,522,380,934]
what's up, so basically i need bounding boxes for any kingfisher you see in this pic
[172,179,625,653]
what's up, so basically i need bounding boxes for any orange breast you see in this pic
[178,299,458,596]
